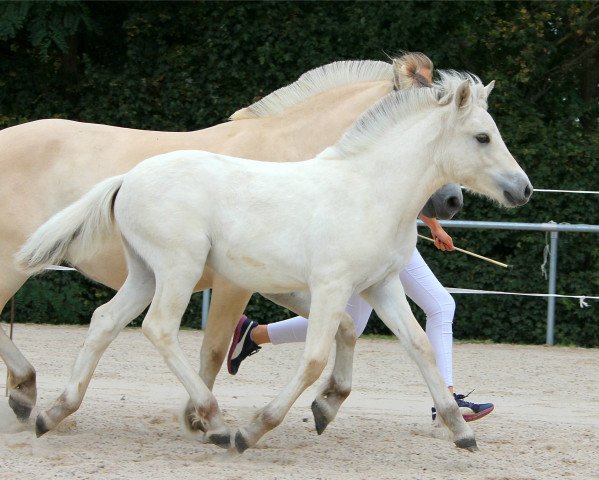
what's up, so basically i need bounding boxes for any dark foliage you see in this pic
[1,1,597,346]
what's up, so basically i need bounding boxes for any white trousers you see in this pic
[267,249,456,387]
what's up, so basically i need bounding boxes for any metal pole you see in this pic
[546,231,559,345]
[9,297,14,340]
[201,289,211,330]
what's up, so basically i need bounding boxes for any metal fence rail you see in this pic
[420,220,599,345]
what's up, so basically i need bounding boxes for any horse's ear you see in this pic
[484,80,495,99]
[454,80,471,110]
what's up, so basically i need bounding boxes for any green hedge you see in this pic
[1,1,597,346]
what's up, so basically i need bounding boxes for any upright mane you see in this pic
[327,70,486,158]
[230,60,394,120]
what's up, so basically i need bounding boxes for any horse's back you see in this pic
[1,120,197,236]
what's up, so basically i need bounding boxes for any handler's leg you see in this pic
[361,277,477,451]
[400,249,455,388]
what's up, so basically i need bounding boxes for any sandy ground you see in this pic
[0,323,597,480]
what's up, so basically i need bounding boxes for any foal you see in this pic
[17,71,532,453]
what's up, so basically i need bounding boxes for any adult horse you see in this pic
[17,71,532,452]
[0,53,462,422]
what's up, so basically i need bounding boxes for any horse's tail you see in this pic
[15,175,125,275]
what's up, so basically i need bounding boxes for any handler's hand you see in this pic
[431,226,455,252]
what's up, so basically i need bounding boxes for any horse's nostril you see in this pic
[524,185,532,199]
[446,196,462,209]
[504,190,515,205]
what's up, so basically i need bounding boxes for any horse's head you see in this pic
[436,72,532,208]
[421,183,463,219]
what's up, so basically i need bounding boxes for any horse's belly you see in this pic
[206,248,306,294]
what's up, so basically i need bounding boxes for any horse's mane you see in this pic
[229,60,394,120]
[329,70,487,158]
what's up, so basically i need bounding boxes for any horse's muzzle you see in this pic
[503,182,533,207]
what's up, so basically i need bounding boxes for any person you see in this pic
[226,214,494,423]
[228,55,492,423]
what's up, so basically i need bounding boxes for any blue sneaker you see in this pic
[431,391,494,423]
[227,316,261,375]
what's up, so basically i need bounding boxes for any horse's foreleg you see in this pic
[361,277,477,451]
[234,284,351,453]
[264,291,356,434]
[311,311,356,434]
[0,272,36,421]
[182,275,252,436]
[36,252,154,437]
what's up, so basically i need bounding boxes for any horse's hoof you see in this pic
[35,415,50,438]
[311,400,329,435]
[8,396,33,422]
[455,437,478,452]
[234,431,250,453]
[208,433,231,449]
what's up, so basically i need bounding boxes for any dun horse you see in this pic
[17,71,532,452]
[1,53,462,423]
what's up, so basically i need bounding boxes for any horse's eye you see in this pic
[476,133,490,144]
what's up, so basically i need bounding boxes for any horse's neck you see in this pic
[200,80,392,161]
[347,122,446,223]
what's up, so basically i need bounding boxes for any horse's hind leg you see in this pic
[183,275,252,436]
[35,247,155,436]
[311,311,356,435]
[0,268,36,421]
[142,250,230,449]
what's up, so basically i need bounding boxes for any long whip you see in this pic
[417,234,511,269]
